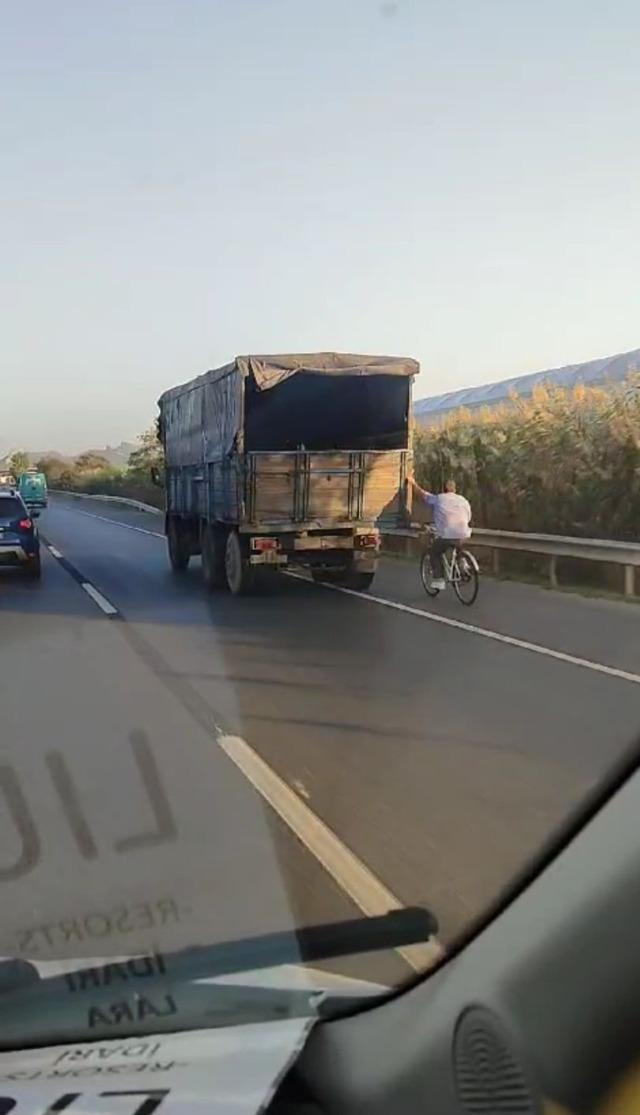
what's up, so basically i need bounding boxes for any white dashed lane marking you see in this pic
[81,582,119,616]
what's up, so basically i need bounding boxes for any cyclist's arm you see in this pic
[407,476,432,502]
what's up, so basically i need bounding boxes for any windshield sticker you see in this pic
[0,724,305,964]
[87,997,178,1031]
[0,737,178,887]
[0,1024,314,1115]
[64,957,166,995]
[16,904,185,955]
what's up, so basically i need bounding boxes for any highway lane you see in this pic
[55,497,640,677]
[31,496,640,947]
[372,556,640,679]
[0,527,410,987]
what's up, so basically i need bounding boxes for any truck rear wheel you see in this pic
[225,530,255,595]
[201,524,225,591]
[167,517,190,573]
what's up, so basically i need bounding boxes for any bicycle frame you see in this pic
[420,530,480,605]
[441,548,460,584]
[422,531,462,584]
[424,533,479,583]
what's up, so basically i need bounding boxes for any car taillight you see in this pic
[18,519,33,531]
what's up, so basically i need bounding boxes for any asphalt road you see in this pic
[2,494,640,988]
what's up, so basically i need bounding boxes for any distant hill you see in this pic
[414,346,640,426]
[0,442,137,470]
[74,443,137,468]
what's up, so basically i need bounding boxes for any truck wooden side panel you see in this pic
[166,461,241,524]
[243,449,408,529]
[361,452,408,524]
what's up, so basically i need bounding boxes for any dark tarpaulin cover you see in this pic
[158,353,419,466]
[237,352,418,390]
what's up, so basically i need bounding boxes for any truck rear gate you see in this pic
[244,450,408,529]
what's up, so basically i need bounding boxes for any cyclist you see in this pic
[407,474,472,591]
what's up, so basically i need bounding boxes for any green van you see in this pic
[18,471,48,511]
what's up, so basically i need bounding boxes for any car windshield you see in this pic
[1,0,639,1054]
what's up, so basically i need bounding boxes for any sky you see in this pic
[2,0,640,453]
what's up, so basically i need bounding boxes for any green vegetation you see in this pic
[414,377,640,541]
[9,450,29,476]
[40,427,164,509]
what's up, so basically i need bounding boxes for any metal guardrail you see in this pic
[384,526,640,597]
[50,490,163,516]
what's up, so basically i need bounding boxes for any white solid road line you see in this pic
[216,732,444,972]
[66,506,165,539]
[81,582,119,616]
[288,573,640,688]
[48,545,63,559]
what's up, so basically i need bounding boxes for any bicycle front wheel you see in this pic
[453,550,479,605]
[420,552,440,597]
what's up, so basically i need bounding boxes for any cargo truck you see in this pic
[157,352,418,595]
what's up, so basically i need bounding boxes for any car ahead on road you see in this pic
[0,490,42,579]
[18,469,48,510]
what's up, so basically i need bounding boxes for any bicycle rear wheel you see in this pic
[420,552,440,597]
[453,549,479,605]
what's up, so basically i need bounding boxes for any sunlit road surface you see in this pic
[1,495,639,987]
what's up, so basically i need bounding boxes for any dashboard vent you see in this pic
[453,1006,540,1114]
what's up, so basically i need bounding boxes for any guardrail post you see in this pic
[549,554,558,589]
[624,565,635,598]
[492,548,500,576]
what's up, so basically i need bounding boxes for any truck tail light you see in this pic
[251,537,280,552]
[355,533,378,549]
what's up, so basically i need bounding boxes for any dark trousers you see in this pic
[431,537,461,579]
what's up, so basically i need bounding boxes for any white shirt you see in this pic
[425,492,472,540]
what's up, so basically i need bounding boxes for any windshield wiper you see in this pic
[0,906,438,1048]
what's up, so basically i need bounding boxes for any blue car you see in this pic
[0,490,42,579]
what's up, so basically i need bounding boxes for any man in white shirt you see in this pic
[407,475,472,591]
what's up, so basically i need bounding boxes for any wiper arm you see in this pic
[142,905,438,984]
[0,906,438,1049]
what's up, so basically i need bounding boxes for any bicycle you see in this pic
[419,528,480,606]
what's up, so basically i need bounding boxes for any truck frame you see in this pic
[157,353,418,595]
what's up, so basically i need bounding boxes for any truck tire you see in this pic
[201,524,225,591]
[167,517,190,573]
[225,530,255,595]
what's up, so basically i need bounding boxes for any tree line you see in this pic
[8,428,164,508]
[414,376,640,541]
